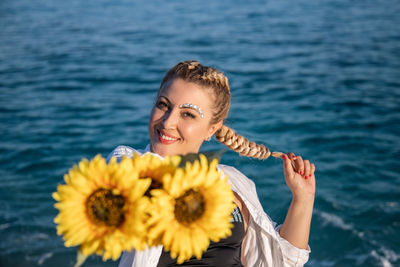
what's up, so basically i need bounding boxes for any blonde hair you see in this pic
[159,60,284,159]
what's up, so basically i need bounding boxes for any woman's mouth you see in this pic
[157,129,180,144]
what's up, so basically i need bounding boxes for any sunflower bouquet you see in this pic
[53,152,235,266]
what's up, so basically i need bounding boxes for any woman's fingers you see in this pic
[294,155,304,175]
[282,154,295,178]
[304,160,310,178]
[284,152,315,180]
[286,152,297,172]
[311,163,315,177]
[287,152,296,161]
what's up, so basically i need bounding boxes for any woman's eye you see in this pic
[156,101,168,109]
[183,111,196,119]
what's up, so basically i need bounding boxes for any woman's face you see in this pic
[148,78,221,157]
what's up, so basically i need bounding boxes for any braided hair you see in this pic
[158,60,283,160]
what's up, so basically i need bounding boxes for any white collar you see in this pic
[142,144,164,160]
[144,144,151,153]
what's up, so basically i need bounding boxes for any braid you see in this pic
[187,61,200,70]
[200,68,230,92]
[215,125,284,159]
[160,60,230,124]
[160,61,283,160]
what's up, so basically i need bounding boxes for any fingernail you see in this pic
[305,176,308,180]
[292,155,296,159]
[282,155,287,159]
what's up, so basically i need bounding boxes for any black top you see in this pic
[157,206,245,267]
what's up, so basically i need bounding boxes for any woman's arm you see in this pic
[278,153,316,249]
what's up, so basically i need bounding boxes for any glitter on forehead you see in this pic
[179,103,205,118]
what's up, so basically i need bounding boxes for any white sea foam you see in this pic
[319,211,353,230]
[319,210,366,241]
[318,210,367,239]
[25,252,53,266]
[382,248,400,263]
[372,246,400,267]
[34,233,50,240]
[318,210,399,266]
[38,252,53,265]
[306,258,335,266]
[371,250,392,267]
[386,202,398,208]
[0,223,10,230]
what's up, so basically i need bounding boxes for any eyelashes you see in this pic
[183,111,196,118]
[156,100,196,119]
[156,100,168,109]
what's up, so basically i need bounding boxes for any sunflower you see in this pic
[146,154,235,264]
[53,155,151,261]
[130,152,180,196]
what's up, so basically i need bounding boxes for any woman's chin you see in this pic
[151,143,176,157]
[150,142,199,157]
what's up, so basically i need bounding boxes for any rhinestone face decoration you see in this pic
[179,103,204,118]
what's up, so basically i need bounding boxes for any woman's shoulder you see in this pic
[217,164,266,212]
[217,164,256,190]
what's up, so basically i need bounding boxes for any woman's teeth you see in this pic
[160,133,178,141]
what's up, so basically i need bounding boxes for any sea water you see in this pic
[1,0,399,266]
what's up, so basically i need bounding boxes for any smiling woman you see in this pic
[148,78,223,157]
[109,60,316,267]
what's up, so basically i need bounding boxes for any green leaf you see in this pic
[73,250,88,267]
[178,149,226,168]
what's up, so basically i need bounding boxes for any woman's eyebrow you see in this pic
[179,103,204,118]
[158,95,171,104]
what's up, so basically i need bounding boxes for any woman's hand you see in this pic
[279,152,316,249]
[282,152,316,202]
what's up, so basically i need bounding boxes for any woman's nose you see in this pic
[162,109,178,129]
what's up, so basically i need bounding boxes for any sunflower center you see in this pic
[144,179,163,197]
[86,188,125,227]
[174,189,205,224]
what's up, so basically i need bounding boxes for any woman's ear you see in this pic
[208,120,223,138]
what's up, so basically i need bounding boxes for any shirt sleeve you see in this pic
[274,224,311,266]
[118,251,135,267]
[218,164,311,267]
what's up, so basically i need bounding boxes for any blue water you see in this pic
[1,0,400,266]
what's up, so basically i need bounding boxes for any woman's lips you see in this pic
[157,129,180,144]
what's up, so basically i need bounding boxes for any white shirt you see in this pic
[107,145,310,267]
